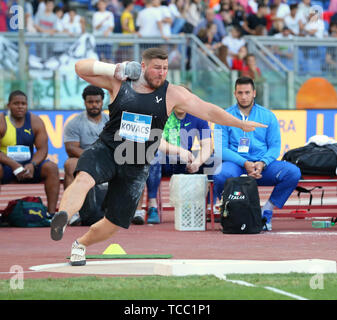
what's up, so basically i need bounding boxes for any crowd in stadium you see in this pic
[1,0,337,64]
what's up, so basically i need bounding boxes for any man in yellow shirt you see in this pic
[121,0,135,35]
[117,0,136,61]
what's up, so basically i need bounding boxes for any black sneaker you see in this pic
[50,211,68,241]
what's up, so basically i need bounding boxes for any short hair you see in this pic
[142,47,168,61]
[122,0,133,8]
[290,3,298,10]
[8,90,27,103]
[235,77,255,90]
[82,85,105,100]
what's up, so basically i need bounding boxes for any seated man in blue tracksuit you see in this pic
[213,77,301,231]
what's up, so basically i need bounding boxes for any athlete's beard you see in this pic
[144,72,165,89]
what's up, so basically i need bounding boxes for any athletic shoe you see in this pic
[70,240,86,266]
[50,211,68,241]
[262,210,273,231]
[147,207,160,224]
[132,209,145,225]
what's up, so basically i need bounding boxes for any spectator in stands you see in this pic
[158,0,173,40]
[268,15,284,35]
[272,26,294,69]
[197,22,223,53]
[106,0,124,16]
[241,53,265,104]
[302,9,325,38]
[194,8,227,43]
[221,25,246,60]
[133,101,214,225]
[273,0,290,22]
[231,44,248,72]
[34,0,58,57]
[136,0,165,39]
[284,3,302,36]
[34,0,57,35]
[120,0,135,35]
[116,0,135,61]
[25,0,37,33]
[53,6,67,55]
[241,53,261,79]
[92,0,115,61]
[264,4,275,31]
[63,85,109,189]
[213,77,301,231]
[242,3,268,35]
[297,0,311,23]
[93,1,115,36]
[54,6,65,32]
[0,90,60,217]
[169,0,189,34]
[325,22,337,74]
[0,0,8,32]
[36,0,47,16]
[231,1,246,33]
[185,0,203,31]
[63,7,86,36]
[216,7,234,30]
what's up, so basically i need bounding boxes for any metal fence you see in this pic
[1,32,337,110]
[0,32,237,110]
[245,36,337,109]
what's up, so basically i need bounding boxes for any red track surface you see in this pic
[0,181,337,280]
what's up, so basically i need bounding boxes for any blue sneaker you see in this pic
[147,207,160,224]
[262,210,273,231]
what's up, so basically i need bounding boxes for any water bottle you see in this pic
[312,220,335,228]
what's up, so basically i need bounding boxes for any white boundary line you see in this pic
[270,231,337,235]
[215,274,309,300]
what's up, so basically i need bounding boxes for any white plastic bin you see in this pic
[169,174,208,231]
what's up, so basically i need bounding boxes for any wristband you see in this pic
[13,166,24,176]
[93,60,116,77]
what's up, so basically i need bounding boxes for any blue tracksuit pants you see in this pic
[213,160,301,208]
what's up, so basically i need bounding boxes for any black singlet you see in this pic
[99,80,169,164]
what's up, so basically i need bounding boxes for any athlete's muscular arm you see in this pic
[75,59,121,93]
[75,59,141,99]
[167,85,267,132]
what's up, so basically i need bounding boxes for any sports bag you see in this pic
[282,142,337,176]
[0,196,50,227]
[220,176,263,234]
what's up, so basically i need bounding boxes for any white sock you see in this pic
[262,200,275,213]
